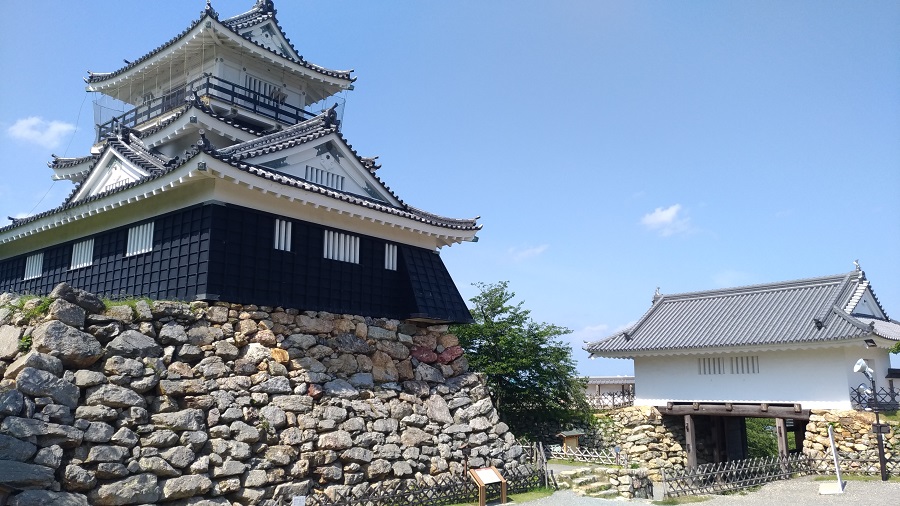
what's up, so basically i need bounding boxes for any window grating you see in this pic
[70,238,94,269]
[730,356,759,374]
[698,357,725,375]
[274,219,292,251]
[385,243,398,271]
[305,165,344,191]
[126,222,154,256]
[324,230,359,264]
[24,252,43,280]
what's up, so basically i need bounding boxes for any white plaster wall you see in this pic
[633,346,894,410]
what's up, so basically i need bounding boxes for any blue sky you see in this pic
[1,1,898,376]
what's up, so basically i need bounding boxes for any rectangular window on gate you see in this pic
[126,222,154,256]
[24,252,43,280]
[70,238,94,269]
[698,357,725,375]
[274,219,292,251]
[323,230,359,264]
[384,243,397,271]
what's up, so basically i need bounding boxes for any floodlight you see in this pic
[854,358,874,382]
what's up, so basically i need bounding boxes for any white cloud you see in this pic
[507,244,549,262]
[641,204,691,237]
[7,117,75,149]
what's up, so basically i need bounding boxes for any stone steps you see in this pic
[555,466,617,497]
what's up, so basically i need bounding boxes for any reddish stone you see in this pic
[437,346,463,364]
[410,346,438,364]
[308,383,324,400]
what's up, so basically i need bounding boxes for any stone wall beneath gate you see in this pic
[0,284,526,505]
[803,409,899,472]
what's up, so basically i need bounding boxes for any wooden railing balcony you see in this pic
[96,75,320,141]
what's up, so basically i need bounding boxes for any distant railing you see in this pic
[547,445,628,467]
[585,391,634,410]
[849,385,900,411]
[96,74,319,140]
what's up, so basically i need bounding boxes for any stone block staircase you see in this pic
[554,466,619,498]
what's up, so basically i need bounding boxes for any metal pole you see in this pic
[872,377,888,482]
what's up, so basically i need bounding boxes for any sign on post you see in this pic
[468,466,507,506]
[872,423,891,434]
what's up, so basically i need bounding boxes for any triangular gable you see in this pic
[70,150,151,203]
[237,20,299,61]
[847,286,888,319]
[250,136,398,205]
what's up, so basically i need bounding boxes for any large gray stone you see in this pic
[4,351,63,379]
[158,323,189,344]
[271,395,313,413]
[48,298,86,328]
[0,416,84,448]
[16,367,80,407]
[0,460,56,489]
[9,490,88,506]
[324,378,359,399]
[151,409,205,431]
[105,330,163,359]
[160,474,213,501]
[49,282,105,314]
[85,384,146,408]
[89,473,159,505]
[64,464,96,491]
[31,320,102,368]
[0,434,37,462]
[318,430,353,450]
[0,389,24,416]
[0,324,23,360]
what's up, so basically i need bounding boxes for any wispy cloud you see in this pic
[641,204,691,237]
[7,117,75,149]
[712,269,755,288]
[507,244,549,262]
[570,321,635,348]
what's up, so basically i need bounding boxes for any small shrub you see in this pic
[18,334,32,353]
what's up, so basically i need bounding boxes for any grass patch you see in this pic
[813,474,900,482]
[445,487,555,505]
[651,496,712,505]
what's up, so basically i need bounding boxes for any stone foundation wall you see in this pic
[0,284,526,505]
[804,409,899,472]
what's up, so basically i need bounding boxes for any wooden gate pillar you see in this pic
[684,414,697,468]
[775,418,789,457]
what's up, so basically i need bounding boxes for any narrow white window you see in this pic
[324,230,359,264]
[24,252,43,280]
[274,219,292,251]
[385,243,397,271]
[126,222,154,256]
[70,238,95,269]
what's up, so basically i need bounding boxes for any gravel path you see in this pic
[513,476,900,505]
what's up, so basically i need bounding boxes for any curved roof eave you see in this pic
[85,7,353,91]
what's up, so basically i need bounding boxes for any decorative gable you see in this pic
[244,138,396,205]
[71,154,150,202]
[240,22,298,60]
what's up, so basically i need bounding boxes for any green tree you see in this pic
[451,281,593,437]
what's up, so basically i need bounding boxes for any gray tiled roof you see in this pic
[86,1,353,86]
[2,112,480,234]
[585,270,897,357]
